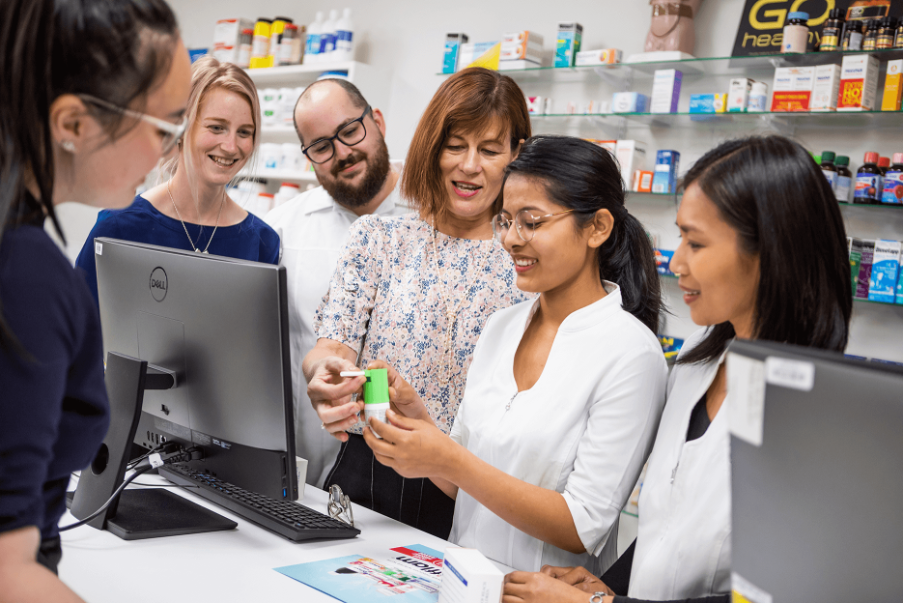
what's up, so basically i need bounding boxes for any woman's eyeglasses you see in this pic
[302,105,372,164]
[492,208,576,244]
[79,94,187,156]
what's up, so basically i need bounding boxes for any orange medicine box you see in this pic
[838,54,880,111]
[771,67,814,112]
[881,59,902,111]
[633,170,654,192]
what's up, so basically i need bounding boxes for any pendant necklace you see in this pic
[168,179,225,254]
[430,218,492,386]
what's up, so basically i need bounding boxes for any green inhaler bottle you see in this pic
[363,368,390,438]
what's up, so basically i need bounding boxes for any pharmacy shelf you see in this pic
[838,201,903,209]
[854,297,903,307]
[530,109,904,131]
[238,169,318,183]
[244,61,361,85]
[441,49,904,80]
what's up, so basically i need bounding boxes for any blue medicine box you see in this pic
[652,150,680,194]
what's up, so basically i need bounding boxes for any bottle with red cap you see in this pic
[881,153,903,204]
[854,152,884,204]
[878,156,891,175]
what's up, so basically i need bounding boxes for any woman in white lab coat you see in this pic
[502,135,852,602]
[363,136,669,575]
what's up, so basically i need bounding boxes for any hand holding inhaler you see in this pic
[363,360,430,422]
[307,356,366,442]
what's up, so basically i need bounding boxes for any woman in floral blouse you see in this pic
[302,67,532,538]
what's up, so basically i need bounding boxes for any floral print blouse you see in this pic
[314,214,532,435]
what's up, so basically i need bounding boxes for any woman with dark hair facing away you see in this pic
[75,55,279,304]
[362,136,668,574]
[303,67,533,538]
[0,0,191,599]
[502,135,852,603]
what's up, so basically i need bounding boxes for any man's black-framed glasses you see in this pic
[303,105,371,164]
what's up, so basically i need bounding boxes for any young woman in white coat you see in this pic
[362,136,669,575]
[502,135,852,603]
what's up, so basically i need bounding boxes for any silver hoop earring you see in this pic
[60,140,76,153]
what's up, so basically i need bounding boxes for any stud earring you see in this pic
[60,140,76,153]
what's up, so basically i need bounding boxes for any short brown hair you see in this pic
[401,67,531,219]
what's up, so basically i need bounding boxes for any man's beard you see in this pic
[320,137,391,209]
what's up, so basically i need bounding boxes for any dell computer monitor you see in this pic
[94,238,297,501]
[728,339,902,603]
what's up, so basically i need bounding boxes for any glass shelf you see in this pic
[838,201,902,209]
[440,49,903,80]
[529,110,903,130]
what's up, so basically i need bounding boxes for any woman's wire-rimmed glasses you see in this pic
[302,105,372,164]
[492,208,576,244]
[78,94,187,156]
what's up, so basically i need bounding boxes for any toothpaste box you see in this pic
[651,70,683,114]
[881,59,902,111]
[652,150,680,194]
[690,93,727,113]
[838,54,880,111]
[811,64,841,111]
[868,240,902,303]
[747,81,768,112]
[633,170,654,192]
[728,78,754,112]
[439,547,504,603]
[555,22,583,67]
[575,48,623,66]
[615,140,647,189]
[443,33,469,74]
[771,66,814,112]
[855,239,875,299]
[612,92,649,113]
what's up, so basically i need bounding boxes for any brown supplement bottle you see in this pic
[843,21,863,51]
[834,155,852,203]
[877,17,896,50]
[820,151,838,191]
[862,19,879,51]
[896,19,903,49]
[820,9,845,51]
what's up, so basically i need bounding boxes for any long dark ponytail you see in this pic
[503,135,663,333]
[0,0,179,351]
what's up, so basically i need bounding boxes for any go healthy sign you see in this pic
[731,0,900,57]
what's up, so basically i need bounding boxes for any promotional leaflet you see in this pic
[275,544,444,603]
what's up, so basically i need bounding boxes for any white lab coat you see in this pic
[449,284,668,574]
[264,166,409,486]
[629,328,732,600]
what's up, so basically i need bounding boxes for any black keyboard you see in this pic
[159,463,360,542]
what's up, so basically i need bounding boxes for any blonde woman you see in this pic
[76,55,279,303]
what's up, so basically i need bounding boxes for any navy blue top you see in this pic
[0,218,110,545]
[75,195,280,303]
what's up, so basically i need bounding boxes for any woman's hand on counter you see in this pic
[503,570,610,603]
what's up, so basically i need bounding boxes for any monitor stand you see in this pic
[68,352,236,540]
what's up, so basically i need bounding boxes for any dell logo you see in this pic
[149,267,168,302]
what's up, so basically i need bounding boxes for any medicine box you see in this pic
[575,49,623,66]
[881,59,902,111]
[771,67,814,112]
[747,81,768,112]
[728,78,753,112]
[633,170,654,192]
[458,41,497,70]
[502,30,544,46]
[651,70,683,114]
[500,33,543,63]
[526,96,545,115]
[654,248,675,276]
[897,251,903,305]
[848,237,863,294]
[555,22,583,68]
[811,64,841,111]
[443,33,469,74]
[615,140,647,189]
[652,150,680,194]
[439,548,504,603]
[868,240,901,303]
[854,239,875,299]
[213,18,254,64]
[838,54,880,111]
[612,92,649,113]
[689,93,727,113]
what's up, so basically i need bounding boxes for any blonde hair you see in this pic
[160,55,261,185]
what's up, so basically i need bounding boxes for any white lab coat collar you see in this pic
[303,161,404,217]
[522,281,622,333]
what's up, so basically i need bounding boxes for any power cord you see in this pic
[60,446,204,532]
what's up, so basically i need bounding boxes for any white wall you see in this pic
[64,0,900,361]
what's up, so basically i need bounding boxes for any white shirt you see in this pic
[449,283,668,574]
[264,165,410,486]
[629,328,732,600]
